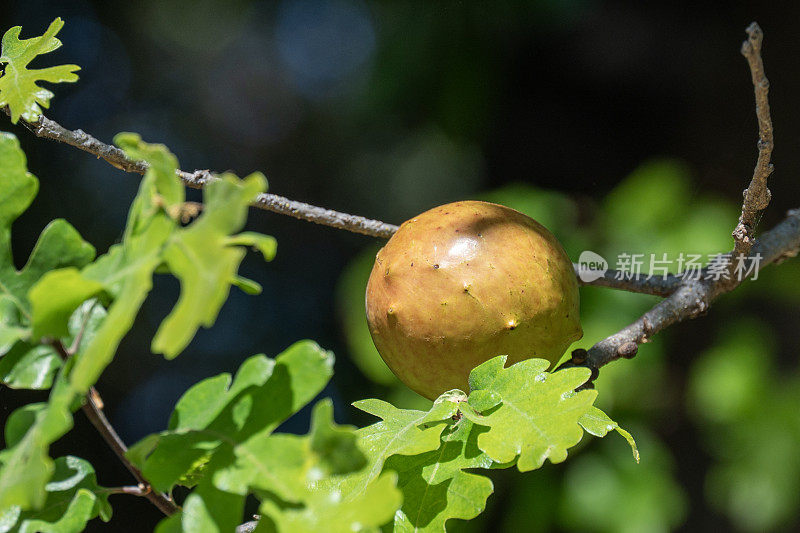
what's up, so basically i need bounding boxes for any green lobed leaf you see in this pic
[350,390,496,532]
[129,341,334,493]
[239,400,400,533]
[53,134,275,391]
[163,453,246,533]
[0,343,60,390]
[0,18,80,123]
[0,373,76,510]
[0,304,106,511]
[113,133,184,209]
[387,419,494,532]
[135,345,401,533]
[578,407,640,463]
[64,299,108,357]
[60,134,274,391]
[0,134,104,510]
[259,470,401,533]
[151,171,270,358]
[0,133,94,389]
[70,239,164,392]
[347,363,637,531]
[308,399,369,475]
[231,276,262,295]
[28,269,103,341]
[11,216,99,308]
[225,232,277,262]
[0,298,26,354]
[1,456,111,533]
[65,134,180,392]
[1,130,275,397]
[461,356,601,471]
[0,299,107,391]
[352,390,463,490]
[3,403,45,447]
[213,399,368,499]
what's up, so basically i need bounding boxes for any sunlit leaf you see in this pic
[461,356,599,471]
[250,401,401,533]
[152,172,269,358]
[260,470,400,533]
[353,390,461,488]
[387,419,494,532]
[0,374,76,510]
[71,238,165,392]
[347,362,636,531]
[0,133,94,389]
[0,298,26,354]
[0,343,60,390]
[65,135,180,392]
[0,133,94,321]
[113,133,184,209]
[65,134,275,390]
[129,341,334,493]
[138,346,401,532]
[29,269,103,341]
[225,232,277,262]
[0,18,80,123]
[579,407,639,462]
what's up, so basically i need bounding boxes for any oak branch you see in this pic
[6,23,798,389]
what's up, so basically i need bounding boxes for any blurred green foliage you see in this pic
[559,429,687,533]
[689,319,800,531]
[2,4,800,530]
[336,159,800,532]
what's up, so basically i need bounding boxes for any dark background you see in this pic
[2,1,800,531]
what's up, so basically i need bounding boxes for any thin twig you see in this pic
[79,392,178,515]
[562,209,800,373]
[7,20,797,531]
[10,112,399,239]
[574,267,682,297]
[252,193,399,238]
[562,22,791,383]
[7,109,684,295]
[733,22,774,258]
[50,341,179,516]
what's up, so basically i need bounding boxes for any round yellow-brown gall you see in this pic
[365,200,582,400]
